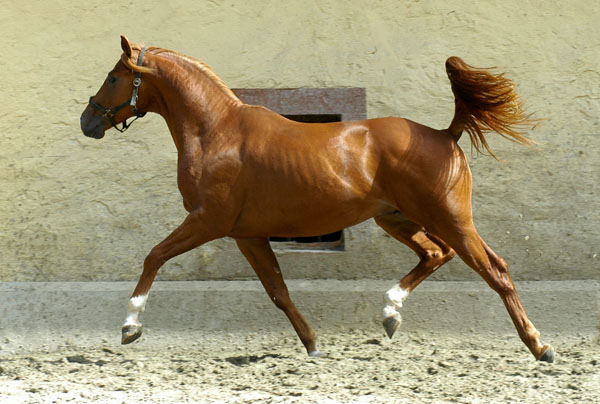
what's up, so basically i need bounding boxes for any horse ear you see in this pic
[121,35,132,58]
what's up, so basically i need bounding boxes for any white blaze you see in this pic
[123,294,148,327]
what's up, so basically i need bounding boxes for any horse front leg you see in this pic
[121,208,226,344]
[235,238,322,357]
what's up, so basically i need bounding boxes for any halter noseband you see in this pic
[88,47,147,133]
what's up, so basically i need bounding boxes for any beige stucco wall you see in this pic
[1,0,598,282]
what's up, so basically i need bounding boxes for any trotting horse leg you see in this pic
[429,222,554,362]
[121,209,225,344]
[374,212,456,338]
[235,238,322,357]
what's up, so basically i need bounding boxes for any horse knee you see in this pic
[144,247,166,269]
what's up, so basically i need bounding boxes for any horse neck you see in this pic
[149,54,242,150]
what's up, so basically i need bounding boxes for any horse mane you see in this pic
[121,45,242,105]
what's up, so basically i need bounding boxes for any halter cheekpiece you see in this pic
[88,47,147,133]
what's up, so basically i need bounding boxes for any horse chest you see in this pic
[176,154,240,211]
[176,159,205,207]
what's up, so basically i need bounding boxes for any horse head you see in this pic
[80,36,151,139]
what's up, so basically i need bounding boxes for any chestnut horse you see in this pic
[80,36,554,362]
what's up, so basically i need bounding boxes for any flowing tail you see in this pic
[445,56,536,158]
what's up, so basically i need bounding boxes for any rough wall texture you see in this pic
[1,0,598,282]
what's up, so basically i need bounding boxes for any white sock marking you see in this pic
[383,285,409,319]
[123,294,148,327]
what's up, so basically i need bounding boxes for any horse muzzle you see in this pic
[80,107,106,139]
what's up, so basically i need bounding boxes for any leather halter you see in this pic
[88,47,147,133]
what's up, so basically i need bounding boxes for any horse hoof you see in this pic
[382,314,401,339]
[538,346,555,363]
[121,324,143,345]
[308,349,328,358]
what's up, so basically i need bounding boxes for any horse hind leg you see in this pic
[430,222,555,362]
[374,212,456,339]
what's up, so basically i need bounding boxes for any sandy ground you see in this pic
[0,330,598,404]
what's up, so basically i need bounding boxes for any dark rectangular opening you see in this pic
[283,114,342,123]
[270,231,343,244]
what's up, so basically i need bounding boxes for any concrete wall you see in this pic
[2,0,598,282]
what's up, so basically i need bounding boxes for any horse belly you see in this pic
[229,183,392,239]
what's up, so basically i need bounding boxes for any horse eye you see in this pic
[107,76,117,85]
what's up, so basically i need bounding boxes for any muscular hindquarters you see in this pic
[370,118,474,232]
